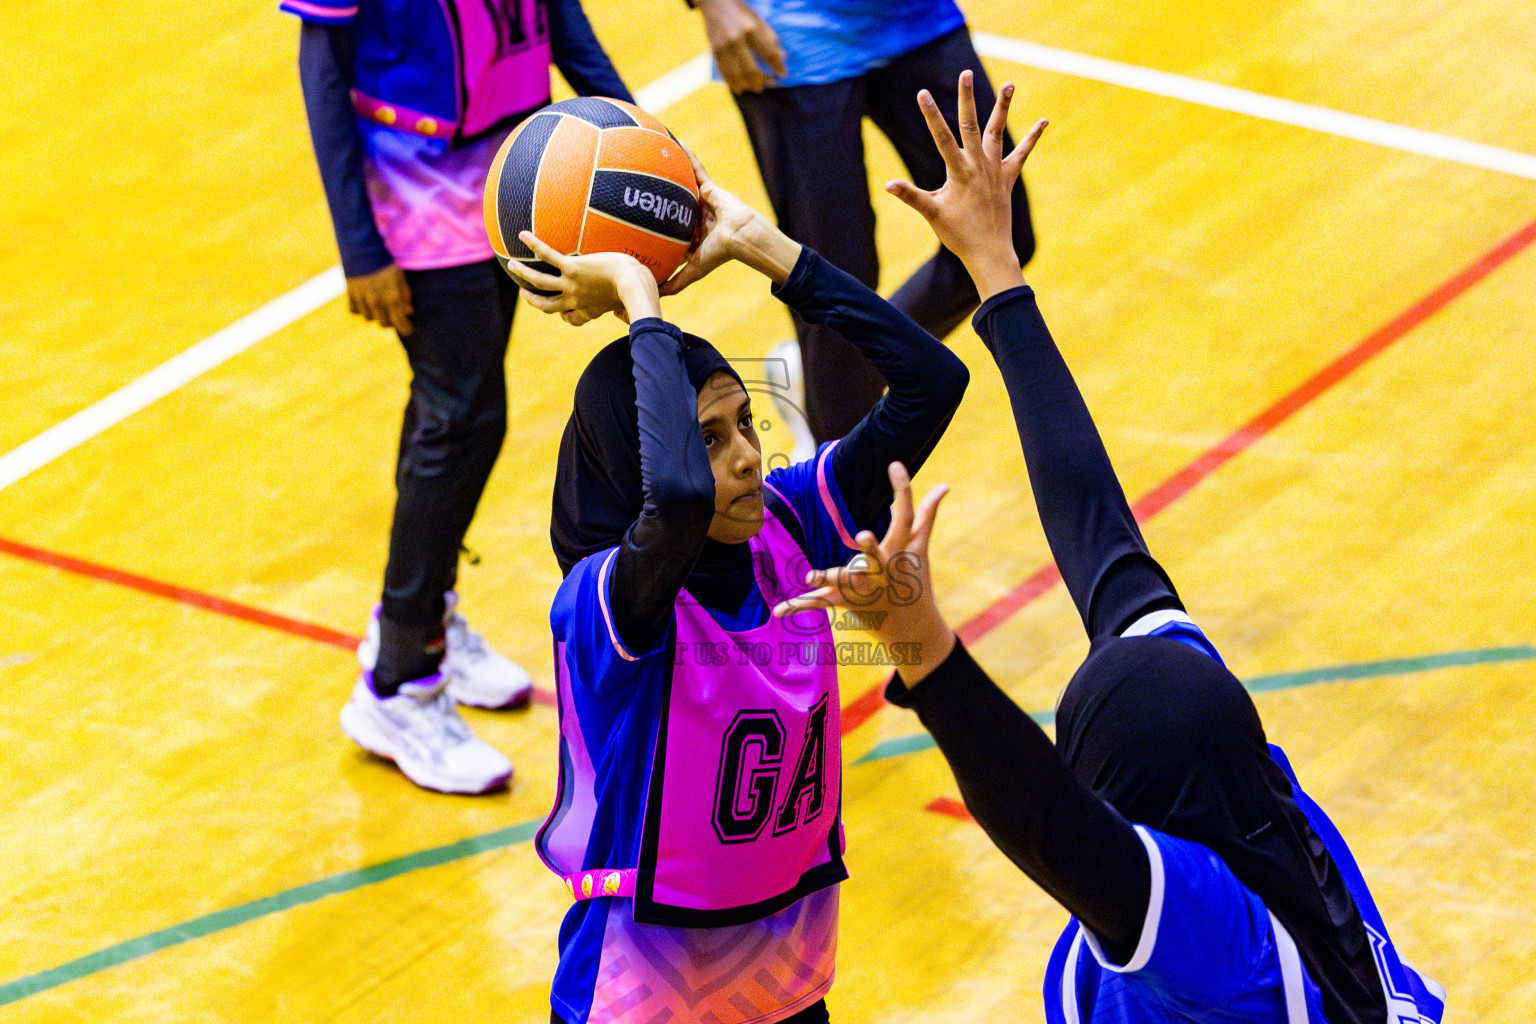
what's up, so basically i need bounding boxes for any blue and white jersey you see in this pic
[1044,611,1447,1024]
[543,443,870,1024]
[742,0,966,87]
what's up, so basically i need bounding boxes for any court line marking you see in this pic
[0,533,559,705]
[0,820,541,1007]
[0,534,361,651]
[0,268,344,493]
[851,644,1536,765]
[838,212,1536,734]
[971,33,1536,181]
[4,641,1526,1008]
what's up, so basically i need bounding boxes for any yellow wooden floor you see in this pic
[2,0,1534,1020]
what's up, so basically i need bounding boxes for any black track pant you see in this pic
[734,26,1035,443]
[375,258,517,687]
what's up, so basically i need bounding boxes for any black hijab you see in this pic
[1056,635,1385,1024]
[551,333,754,608]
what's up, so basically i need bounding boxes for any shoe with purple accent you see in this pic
[356,593,533,710]
[339,672,513,794]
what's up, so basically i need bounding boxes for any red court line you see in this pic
[926,796,974,822]
[843,213,1536,737]
[0,535,363,650]
[0,534,558,705]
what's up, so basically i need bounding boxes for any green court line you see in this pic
[852,644,1536,765]
[6,642,1532,1007]
[0,819,540,1007]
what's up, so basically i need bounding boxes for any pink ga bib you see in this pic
[450,0,554,138]
[635,487,845,926]
[541,488,848,928]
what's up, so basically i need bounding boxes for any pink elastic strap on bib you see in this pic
[350,89,459,139]
[563,868,638,901]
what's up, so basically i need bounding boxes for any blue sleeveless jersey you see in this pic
[1041,612,1446,1024]
[743,0,966,87]
[544,444,873,1024]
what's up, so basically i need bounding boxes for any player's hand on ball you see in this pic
[346,263,415,335]
[661,180,802,293]
[511,231,662,325]
[659,181,755,296]
[886,72,1046,301]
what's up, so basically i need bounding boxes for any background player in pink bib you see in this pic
[508,158,968,1022]
[284,0,635,792]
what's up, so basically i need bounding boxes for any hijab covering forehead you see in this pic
[550,332,739,576]
[1057,636,1386,1024]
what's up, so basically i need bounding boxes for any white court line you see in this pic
[972,33,1536,181]
[4,38,1530,493]
[634,52,713,115]
[0,267,345,492]
[0,60,714,495]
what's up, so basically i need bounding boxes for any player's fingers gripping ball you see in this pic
[484,97,700,289]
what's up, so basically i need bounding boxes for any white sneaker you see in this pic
[441,592,534,709]
[340,672,513,794]
[766,339,818,464]
[356,594,533,710]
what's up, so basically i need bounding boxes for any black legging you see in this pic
[374,258,517,687]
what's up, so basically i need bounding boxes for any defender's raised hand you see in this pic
[773,462,957,687]
[886,71,1046,302]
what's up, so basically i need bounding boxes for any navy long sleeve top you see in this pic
[610,248,970,651]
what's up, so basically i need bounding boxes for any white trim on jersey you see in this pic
[1367,922,1439,1024]
[1082,826,1166,974]
[1120,608,1199,637]
[1398,953,1446,1023]
[1060,931,1087,1024]
[596,548,643,662]
[1269,912,1313,1024]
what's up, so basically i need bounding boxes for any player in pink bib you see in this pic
[508,164,969,1023]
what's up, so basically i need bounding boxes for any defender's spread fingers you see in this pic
[917,89,964,173]
[955,69,981,148]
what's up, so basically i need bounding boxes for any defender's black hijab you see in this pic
[551,333,750,599]
[1056,635,1386,1024]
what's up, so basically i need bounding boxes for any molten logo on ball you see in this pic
[623,186,695,230]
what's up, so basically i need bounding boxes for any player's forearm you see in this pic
[774,248,969,528]
[297,22,392,277]
[610,318,715,650]
[547,0,634,102]
[725,213,801,285]
[888,640,1150,960]
[972,286,1179,637]
[960,248,1028,304]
